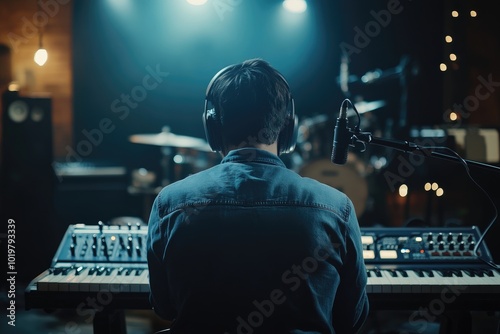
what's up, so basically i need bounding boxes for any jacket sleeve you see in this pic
[146,195,176,320]
[332,198,369,333]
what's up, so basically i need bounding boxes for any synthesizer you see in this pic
[360,226,500,310]
[25,224,500,312]
[25,222,150,310]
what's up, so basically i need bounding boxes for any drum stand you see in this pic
[160,146,174,186]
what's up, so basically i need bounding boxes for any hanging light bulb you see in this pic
[34,48,48,66]
[34,24,47,66]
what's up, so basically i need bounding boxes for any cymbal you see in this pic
[347,100,385,117]
[129,131,212,152]
[299,114,329,127]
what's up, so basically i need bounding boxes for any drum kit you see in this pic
[129,126,219,187]
[291,99,387,218]
[128,99,386,219]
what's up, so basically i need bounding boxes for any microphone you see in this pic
[331,101,351,165]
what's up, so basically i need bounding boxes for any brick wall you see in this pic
[0,0,73,158]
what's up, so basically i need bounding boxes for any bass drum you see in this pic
[299,155,368,218]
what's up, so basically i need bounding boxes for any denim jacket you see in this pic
[147,148,369,333]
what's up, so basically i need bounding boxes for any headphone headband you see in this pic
[203,63,297,154]
[205,65,233,99]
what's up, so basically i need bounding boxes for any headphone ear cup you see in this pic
[278,97,297,155]
[203,101,223,152]
[278,114,298,154]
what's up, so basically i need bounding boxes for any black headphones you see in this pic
[202,64,298,155]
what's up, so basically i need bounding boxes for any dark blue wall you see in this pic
[71,1,446,168]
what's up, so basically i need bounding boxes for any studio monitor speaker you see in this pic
[1,90,54,189]
[0,90,56,282]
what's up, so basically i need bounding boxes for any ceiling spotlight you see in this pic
[186,0,208,6]
[283,0,307,13]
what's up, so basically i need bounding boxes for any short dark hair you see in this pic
[208,58,291,148]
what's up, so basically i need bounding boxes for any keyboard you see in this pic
[53,161,127,177]
[25,225,500,312]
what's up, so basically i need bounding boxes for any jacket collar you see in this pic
[221,148,286,167]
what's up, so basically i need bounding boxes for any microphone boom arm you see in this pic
[352,131,500,173]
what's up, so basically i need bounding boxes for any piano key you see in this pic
[405,270,424,293]
[69,267,89,292]
[389,270,413,293]
[139,270,150,293]
[366,268,392,293]
[382,270,402,293]
[124,268,142,293]
[37,270,61,291]
[51,267,75,291]
[77,267,99,292]
[59,268,78,292]
[398,270,409,278]
[98,268,125,292]
[102,267,140,293]
[464,269,500,293]
[129,268,148,292]
[109,267,129,293]
[88,267,109,292]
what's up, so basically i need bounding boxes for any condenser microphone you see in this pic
[331,102,351,165]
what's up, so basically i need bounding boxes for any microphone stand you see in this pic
[351,131,500,173]
[350,130,500,229]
